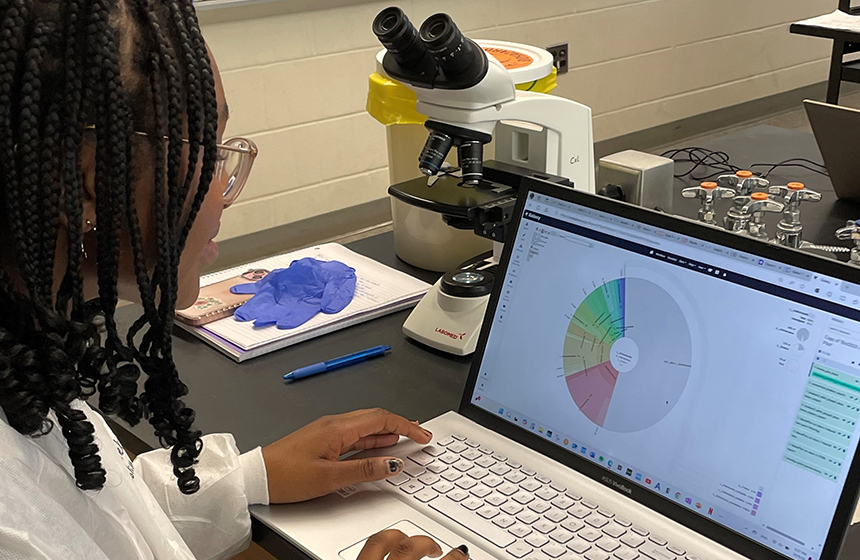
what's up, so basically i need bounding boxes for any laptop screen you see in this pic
[470,189,860,560]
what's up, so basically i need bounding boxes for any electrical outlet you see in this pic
[547,43,568,74]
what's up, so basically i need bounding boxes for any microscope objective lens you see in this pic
[419,130,454,176]
[458,140,484,185]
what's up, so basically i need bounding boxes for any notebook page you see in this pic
[198,243,429,350]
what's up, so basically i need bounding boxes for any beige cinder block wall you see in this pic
[201,0,834,241]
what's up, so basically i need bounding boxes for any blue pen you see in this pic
[283,345,392,380]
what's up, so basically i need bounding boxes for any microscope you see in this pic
[372,7,595,355]
[373,7,594,191]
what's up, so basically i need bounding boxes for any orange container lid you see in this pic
[751,192,768,201]
[787,182,805,190]
[736,170,753,178]
[701,182,717,189]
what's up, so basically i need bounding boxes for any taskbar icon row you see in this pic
[490,403,719,518]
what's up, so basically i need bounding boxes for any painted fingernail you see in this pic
[387,458,404,473]
[456,544,469,557]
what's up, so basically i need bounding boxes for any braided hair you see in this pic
[0,0,219,494]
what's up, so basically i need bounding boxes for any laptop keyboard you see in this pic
[386,434,704,560]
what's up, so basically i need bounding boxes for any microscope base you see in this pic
[403,278,489,356]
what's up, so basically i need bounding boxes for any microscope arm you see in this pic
[417,91,596,193]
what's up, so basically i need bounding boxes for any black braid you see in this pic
[168,0,201,209]
[178,0,217,252]
[56,0,84,318]
[0,0,218,494]
[0,2,26,237]
[40,99,62,305]
[17,18,45,301]
[86,0,143,426]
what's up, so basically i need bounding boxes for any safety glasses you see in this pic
[209,137,258,208]
[85,125,258,208]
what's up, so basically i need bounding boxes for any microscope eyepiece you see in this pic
[375,10,400,33]
[419,14,477,79]
[373,9,494,184]
[373,7,428,67]
[374,8,488,89]
[421,15,452,42]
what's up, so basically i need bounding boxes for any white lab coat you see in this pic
[0,400,269,560]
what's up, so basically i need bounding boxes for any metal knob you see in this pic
[724,200,752,232]
[836,220,860,242]
[766,182,821,248]
[721,171,770,232]
[740,192,784,240]
[717,170,769,195]
[682,181,735,225]
[836,220,860,267]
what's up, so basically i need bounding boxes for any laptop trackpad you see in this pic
[338,520,454,560]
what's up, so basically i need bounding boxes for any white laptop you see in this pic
[252,178,860,560]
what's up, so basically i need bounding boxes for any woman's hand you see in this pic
[357,530,469,560]
[262,408,432,503]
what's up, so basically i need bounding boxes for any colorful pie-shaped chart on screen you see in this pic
[563,277,692,432]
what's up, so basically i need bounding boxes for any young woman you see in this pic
[0,1,467,559]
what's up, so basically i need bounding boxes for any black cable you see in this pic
[748,158,829,179]
[660,147,740,181]
[661,147,829,182]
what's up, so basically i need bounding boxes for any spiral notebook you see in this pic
[175,243,431,362]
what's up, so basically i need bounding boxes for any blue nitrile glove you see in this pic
[229,258,357,329]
